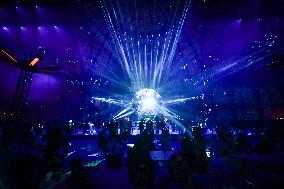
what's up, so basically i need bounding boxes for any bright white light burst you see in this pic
[132,88,163,116]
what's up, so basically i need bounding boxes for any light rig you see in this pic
[0,47,59,120]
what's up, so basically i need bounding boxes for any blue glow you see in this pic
[91,0,210,136]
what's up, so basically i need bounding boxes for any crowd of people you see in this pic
[0,117,283,189]
[0,119,95,189]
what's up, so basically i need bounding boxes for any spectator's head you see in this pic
[70,157,85,176]
[192,126,202,138]
[134,137,147,151]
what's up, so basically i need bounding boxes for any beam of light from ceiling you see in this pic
[100,0,191,90]
[91,0,211,133]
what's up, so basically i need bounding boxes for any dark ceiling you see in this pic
[1,0,284,18]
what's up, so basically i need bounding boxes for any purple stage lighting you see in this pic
[38,26,44,31]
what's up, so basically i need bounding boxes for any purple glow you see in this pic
[38,26,44,31]
[0,0,283,123]
[15,6,22,12]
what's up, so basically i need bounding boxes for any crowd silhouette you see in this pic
[0,117,283,189]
